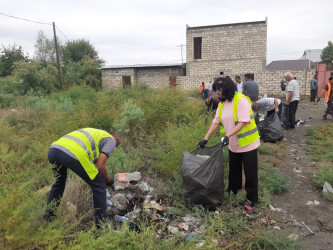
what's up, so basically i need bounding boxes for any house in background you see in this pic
[102,19,267,89]
[186,19,267,76]
[266,59,316,71]
[300,49,323,62]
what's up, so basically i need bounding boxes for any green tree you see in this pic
[63,56,102,89]
[61,39,104,66]
[0,44,28,77]
[34,31,57,64]
[11,60,58,95]
[321,41,333,64]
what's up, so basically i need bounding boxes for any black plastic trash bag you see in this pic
[181,143,224,208]
[258,112,284,142]
[281,103,290,128]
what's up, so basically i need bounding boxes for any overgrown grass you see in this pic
[0,85,299,249]
[306,124,333,199]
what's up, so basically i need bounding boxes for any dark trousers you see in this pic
[289,100,299,128]
[45,148,106,227]
[228,149,258,203]
[207,99,218,112]
[266,102,283,120]
[310,89,317,102]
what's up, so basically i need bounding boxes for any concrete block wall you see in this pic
[137,68,182,88]
[102,67,183,90]
[102,68,135,90]
[176,69,316,99]
[186,21,267,76]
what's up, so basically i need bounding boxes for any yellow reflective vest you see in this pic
[218,92,260,147]
[52,128,114,180]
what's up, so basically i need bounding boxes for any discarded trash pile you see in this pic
[106,172,204,238]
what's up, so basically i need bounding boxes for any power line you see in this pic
[56,25,69,42]
[0,12,51,26]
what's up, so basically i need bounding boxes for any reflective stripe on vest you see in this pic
[52,128,113,180]
[325,83,332,103]
[219,92,260,147]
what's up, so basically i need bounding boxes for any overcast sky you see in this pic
[1,0,332,66]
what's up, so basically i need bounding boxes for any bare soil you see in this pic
[271,100,333,250]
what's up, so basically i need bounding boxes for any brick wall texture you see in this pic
[175,69,316,99]
[186,21,267,76]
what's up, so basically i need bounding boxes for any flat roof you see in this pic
[101,63,183,70]
[187,20,266,30]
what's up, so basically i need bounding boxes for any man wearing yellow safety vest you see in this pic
[319,76,333,120]
[198,77,260,211]
[43,128,122,228]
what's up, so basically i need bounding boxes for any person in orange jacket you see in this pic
[318,76,333,120]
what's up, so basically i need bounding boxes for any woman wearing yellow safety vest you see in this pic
[43,128,122,228]
[198,77,260,211]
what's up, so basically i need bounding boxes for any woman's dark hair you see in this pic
[214,76,236,102]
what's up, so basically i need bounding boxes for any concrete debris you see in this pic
[110,193,130,212]
[105,172,205,240]
[144,201,166,212]
[323,182,333,194]
[269,205,287,213]
[177,222,189,231]
[168,226,179,234]
[287,233,299,241]
[306,200,320,206]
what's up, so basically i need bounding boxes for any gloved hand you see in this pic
[198,139,208,148]
[106,175,114,187]
[221,136,229,147]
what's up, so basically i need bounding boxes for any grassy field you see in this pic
[0,86,302,249]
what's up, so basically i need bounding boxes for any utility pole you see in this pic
[53,22,63,89]
[177,44,185,65]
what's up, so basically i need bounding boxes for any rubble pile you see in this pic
[106,172,204,239]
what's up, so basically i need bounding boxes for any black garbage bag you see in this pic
[181,143,224,208]
[258,112,284,142]
[281,103,290,128]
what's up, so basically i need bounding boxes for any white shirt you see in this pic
[285,80,300,102]
[236,81,243,93]
[257,98,281,111]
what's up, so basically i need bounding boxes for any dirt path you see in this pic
[271,100,333,250]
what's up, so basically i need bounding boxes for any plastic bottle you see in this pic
[137,181,154,194]
[107,200,114,207]
[106,189,112,198]
[114,215,128,222]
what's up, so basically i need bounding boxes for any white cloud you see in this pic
[1,0,332,65]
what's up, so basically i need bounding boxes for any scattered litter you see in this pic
[306,200,320,206]
[104,172,204,241]
[294,221,314,236]
[137,181,154,194]
[177,222,189,231]
[260,217,276,225]
[293,157,300,161]
[269,205,286,213]
[273,226,281,230]
[287,233,299,241]
[293,168,302,173]
[323,182,333,195]
[168,226,179,235]
[11,109,17,112]
[66,201,77,216]
[195,241,205,248]
[295,119,304,127]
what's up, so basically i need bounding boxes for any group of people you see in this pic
[310,74,333,120]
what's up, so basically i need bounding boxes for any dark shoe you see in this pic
[42,212,56,222]
[244,200,254,211]
[323,114,327,120]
